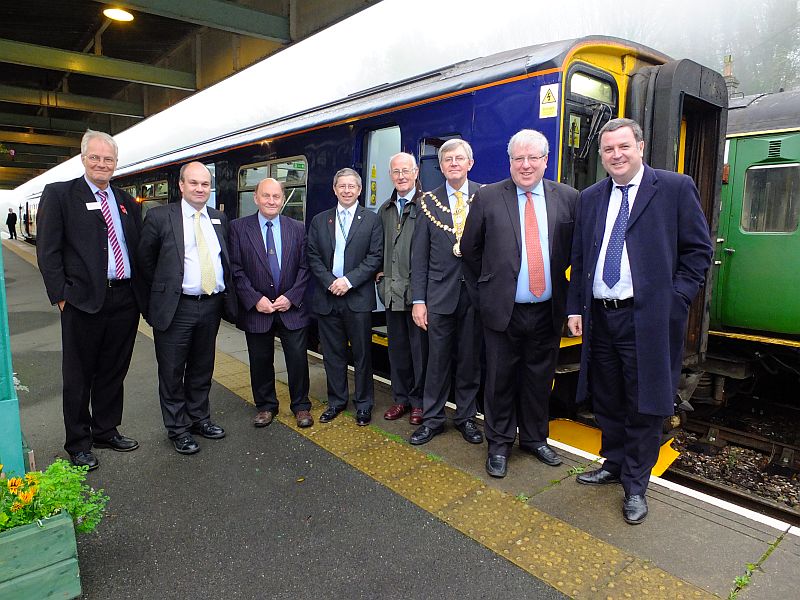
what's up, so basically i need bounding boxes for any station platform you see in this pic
[3,238,799,600]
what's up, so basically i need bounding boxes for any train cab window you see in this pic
[141,180,168,216]
[120,185,137,199]
[363,126,401,211]
[561,69,618,191]
[741,163,799,233]
[205,163,217,209]
[418,135,461,191]
[238,157,307,221]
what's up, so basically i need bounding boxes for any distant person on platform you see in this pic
[377,152,427,426]
[410,139,483,447]
[461,129,578,478]
[566,118,712,524]
[37,129,145,470]
[229,178,313,429]
[6,208,18,239]
[307,168,383,426]
[138,161,237,455]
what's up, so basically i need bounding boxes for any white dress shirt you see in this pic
[181,199,225,295]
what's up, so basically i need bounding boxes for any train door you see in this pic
[715,135,800,334]
[362,126,400,212]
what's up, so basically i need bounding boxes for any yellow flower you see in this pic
[6,477,23,495]
[18,489,34,504]
[10,502,23,512]
[27,485,39,496]
[24,472,40,485]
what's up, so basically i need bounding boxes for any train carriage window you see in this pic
[120,185,137,198]
[238,157,307,221]
[141,179,169,216]
[418,135,461,191]
[205,163,217,209]
[741,163,799,233]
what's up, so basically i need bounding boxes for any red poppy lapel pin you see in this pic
[119,204,128,215]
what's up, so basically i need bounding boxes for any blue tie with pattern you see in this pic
[602,184,633,289]
[266,221,281,288]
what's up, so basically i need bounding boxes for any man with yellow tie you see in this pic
[410,139,484,446]
[139,161,237,455]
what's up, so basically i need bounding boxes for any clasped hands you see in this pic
[256,295,292,313]
[328,277,350,297]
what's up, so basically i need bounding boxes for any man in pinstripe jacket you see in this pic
[229,178,313,428]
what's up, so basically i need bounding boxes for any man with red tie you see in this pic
[461,129,578,478]
[37,130,146,470]
[229,178,313,429]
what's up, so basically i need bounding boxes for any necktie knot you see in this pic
[97,190,108,202]
[398,197,407,211]
[266,220,273,228]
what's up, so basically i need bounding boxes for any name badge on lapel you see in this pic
[85,202,101,211]
[210,218,221,224]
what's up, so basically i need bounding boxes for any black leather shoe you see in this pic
[320,406,344,423]
[69,451,99,471]
[485,454,507,478]
[173,433,200,455]
[623,494,648,524]
[576,468,620,486]
[456,419,484,444]
[409,425,443,445]
[93,434,139,452]
[526,444,562,466]
[191,422,225,439]
[355,409,372,426]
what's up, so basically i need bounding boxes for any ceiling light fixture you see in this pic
[103,8,134,22]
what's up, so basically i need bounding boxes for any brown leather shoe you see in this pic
[296,410,313,428]
[383,403,409,420]
[253,411,274,427]
[409,408,423,425]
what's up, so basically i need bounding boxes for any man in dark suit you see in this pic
[461,129,578,478]
[307,168,383,426]
[377,152,427,426]
[139,161,237,455]
[229,178,313,429]
[37,129,145,470]
[410,139,483,446]
[567,118,712,524]
[6,208,18,240]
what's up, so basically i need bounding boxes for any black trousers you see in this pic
[422,284,480,429]
[317,301,373,411]
[60,284,139,454]
[385,309,427,409]
[153,294,222,439]
[8,225,16,239]
[590,302,663,497]
[483,301,558,457]
[245,321,310,414]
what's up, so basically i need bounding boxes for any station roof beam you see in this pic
[0,131,82,149]
[0,84,144,118]
[0,112,90,134]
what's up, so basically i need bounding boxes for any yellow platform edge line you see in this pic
[4,239,714,600]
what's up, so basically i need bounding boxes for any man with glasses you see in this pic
[410,139,483,446]
[37,130,146,470]
[377,153,427,426]
[461,129,578,477]
[307,168,383,426]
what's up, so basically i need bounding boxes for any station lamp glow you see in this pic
[103,8,135,22]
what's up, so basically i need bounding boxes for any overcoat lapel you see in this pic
[246,215,270,272]
[627,166,656,229]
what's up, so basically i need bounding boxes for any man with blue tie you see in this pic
[461,130,578,477]
[307,168,383,426]
[567,118,712,524]
[229,178,313,429]
[37,130,146,470]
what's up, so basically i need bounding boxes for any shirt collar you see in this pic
[445,181,469,198]
[337,203,356,216]
[516,179,545,198]
[84,176,110,197]
[612,164,645,189]
[258,212,279,228]
[182,198,209,218]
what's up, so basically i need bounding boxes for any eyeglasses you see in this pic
[442,155,469,165]
[85,154,117,165]
[390,168,416,177]
[511,155,546,165]
[336,184,359,191]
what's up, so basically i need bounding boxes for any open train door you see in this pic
[627,60,728,367]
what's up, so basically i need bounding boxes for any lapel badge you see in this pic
[119,204,127,215]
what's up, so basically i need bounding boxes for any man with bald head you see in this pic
[229,178,313,429]
[139,161,237,455]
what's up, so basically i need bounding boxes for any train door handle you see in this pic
[723,248,736,254]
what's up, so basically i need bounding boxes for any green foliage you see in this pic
[0,459,108,534]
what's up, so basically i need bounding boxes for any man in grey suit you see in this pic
[307,168,383,426]
[138,161,237,455]
[461,129,578,478]
[410,139,483,446]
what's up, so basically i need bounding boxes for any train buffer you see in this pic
[4,238,800,600]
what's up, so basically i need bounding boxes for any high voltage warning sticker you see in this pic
[539,84,558,119]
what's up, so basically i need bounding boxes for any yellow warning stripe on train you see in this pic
[710,329,800,348]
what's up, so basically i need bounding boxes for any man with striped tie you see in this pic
[139,162,237,455]
[37,130,146,470]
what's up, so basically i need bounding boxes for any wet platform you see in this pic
[4,238,799,600]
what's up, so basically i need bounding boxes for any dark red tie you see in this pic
[98,190,125,279]
[525,191,545,297]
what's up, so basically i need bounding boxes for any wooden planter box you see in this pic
[0,510,81,599]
